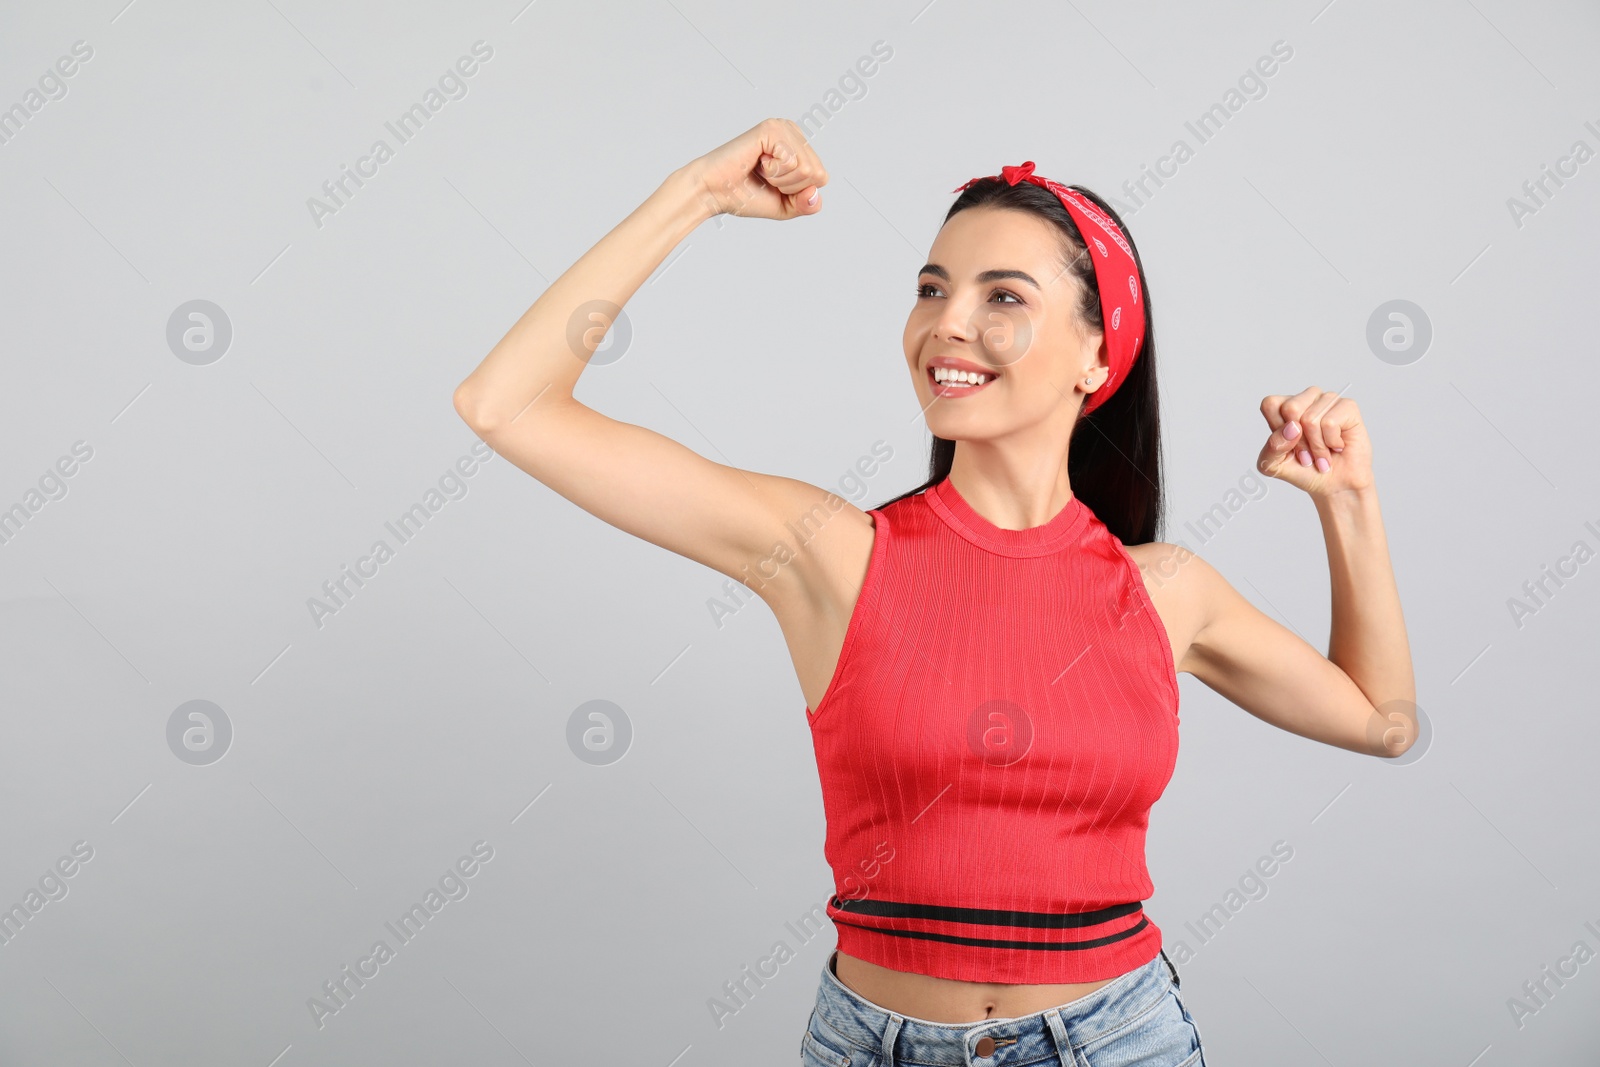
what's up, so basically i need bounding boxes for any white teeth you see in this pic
[933,366,993,385]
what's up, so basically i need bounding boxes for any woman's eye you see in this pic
[913,284,1022,304]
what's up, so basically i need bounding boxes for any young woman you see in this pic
[453,118,1417,1067]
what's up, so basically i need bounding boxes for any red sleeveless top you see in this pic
[806,475,1180,984]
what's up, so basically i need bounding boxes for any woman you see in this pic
[453,118,1417,1067]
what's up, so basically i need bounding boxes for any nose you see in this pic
[932,299,978,346]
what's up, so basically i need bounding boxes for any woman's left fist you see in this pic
[1256,387,1372,496]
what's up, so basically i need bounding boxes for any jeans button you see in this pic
[975,1035,996,1057]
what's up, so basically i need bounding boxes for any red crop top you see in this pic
[806,475,1181,985]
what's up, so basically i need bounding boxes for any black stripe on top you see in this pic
[830,914,1150,952]
[830,896,1143,930]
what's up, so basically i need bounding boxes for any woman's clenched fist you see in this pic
[687,118,829,221]
[1256,387,1373,497]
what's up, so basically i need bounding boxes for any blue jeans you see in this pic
[803,948,1206,1067]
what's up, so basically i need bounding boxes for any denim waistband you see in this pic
[812,947,1175,1066]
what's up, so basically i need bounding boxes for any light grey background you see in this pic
[2,0,1597,1064]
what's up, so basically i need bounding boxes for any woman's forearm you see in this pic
[453,165,714,432]
[1317,485,1416,710]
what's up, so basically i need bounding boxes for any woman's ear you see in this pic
[1077,334,1110,394]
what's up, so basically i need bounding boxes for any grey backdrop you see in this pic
[2,0,1597,1064]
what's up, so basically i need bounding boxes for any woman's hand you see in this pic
[1256,387,1373,497]
[686,117,828,222]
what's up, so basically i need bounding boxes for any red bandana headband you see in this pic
[952,161,1145,415]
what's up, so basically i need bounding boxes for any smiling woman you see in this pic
[914,264,1035,395]
[451,117,1415,1067]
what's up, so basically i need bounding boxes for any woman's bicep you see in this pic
[463,394,837,588]
[1182,555,1380,756]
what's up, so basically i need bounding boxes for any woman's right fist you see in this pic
[688,118,828,221]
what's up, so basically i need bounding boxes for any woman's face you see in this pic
[903,205,1104,443]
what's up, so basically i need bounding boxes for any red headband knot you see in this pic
[1000,161,1036,185]
[951,161,1145,416]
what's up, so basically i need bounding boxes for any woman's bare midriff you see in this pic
[833,950,1119,1023]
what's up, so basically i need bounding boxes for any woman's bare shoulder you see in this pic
[747,479,878,603]
[1122,540,1224,675]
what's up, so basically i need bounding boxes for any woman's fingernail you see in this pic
[807,191,818,206]
[1285,421,1300,440]
[1298,449,1312,467]
[1315,456,1329,472]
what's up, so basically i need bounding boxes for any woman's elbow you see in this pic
[1365,699,1422,759]
[453,382,498,435]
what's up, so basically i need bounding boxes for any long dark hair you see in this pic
[872,177,1164,546]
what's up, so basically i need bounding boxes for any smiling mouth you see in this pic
[928,365,999,396]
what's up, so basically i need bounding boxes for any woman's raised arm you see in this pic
[1162,388,1419,758]
[452,119,838,588]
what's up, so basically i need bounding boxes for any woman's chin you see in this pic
[923,416,991,440]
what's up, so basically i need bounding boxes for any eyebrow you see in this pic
[917,263,1041,290]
